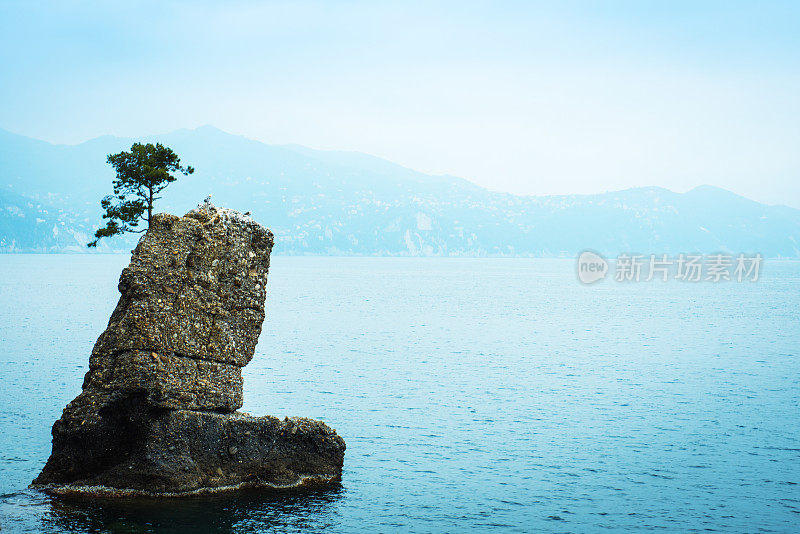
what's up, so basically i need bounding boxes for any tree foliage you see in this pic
[88,143,194,247]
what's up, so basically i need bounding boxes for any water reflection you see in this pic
[39,485,345,533]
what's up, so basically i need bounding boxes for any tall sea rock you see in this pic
[32,201,345,495]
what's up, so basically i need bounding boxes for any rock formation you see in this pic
[32,201,345,495]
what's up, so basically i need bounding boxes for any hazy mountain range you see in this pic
[1,126,799,257]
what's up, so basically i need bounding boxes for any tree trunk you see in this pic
[148,187,153,227]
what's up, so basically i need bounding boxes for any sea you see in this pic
[0,255,798,533]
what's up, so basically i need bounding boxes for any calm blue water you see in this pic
[0,255,798,533]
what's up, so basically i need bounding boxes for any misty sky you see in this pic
[1,1,798,207]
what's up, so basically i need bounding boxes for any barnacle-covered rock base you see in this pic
[32,201,345,495]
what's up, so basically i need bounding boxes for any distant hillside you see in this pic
[0,189,95,252]
[1,126,799,257]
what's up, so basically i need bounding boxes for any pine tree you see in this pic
[88,143,194,247]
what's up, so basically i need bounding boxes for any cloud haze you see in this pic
[1,0,798,206]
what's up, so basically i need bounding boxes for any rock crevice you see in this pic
[33,201,345,495]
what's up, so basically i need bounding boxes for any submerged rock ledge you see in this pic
[32,201,345,495]
[34,473,341,499]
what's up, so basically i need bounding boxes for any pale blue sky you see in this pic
[1,0,798,206]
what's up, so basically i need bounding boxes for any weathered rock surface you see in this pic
[32,201,345,495]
